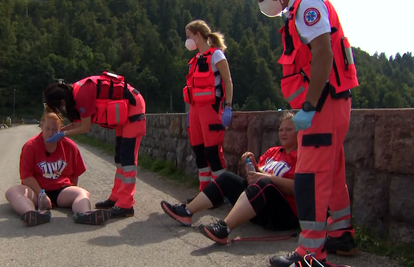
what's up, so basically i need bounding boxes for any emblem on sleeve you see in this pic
[304,8,321,26]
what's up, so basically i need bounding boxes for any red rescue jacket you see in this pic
[183,47,225,105]
[278,0,359,109]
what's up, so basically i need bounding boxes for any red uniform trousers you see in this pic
[294,94,354,260]
[108,93,146,209]
[188,99,226,191]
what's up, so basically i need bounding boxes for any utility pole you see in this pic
[13,89,16,120]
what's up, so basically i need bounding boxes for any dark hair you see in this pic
[43,82,80,122]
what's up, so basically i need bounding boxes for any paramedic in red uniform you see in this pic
[43,72,146,219]
[257,0,358,266]
[183,19,234,203]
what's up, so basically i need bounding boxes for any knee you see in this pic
[205,146,223,170]
[75,187,90,199]
[5,185,24,201]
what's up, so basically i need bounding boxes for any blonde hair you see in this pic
[185,20,227,52]
[279,111,295,126]
[41,109,63,128]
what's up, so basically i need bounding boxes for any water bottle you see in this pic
[38,189,48,212]
[245,158,256,173]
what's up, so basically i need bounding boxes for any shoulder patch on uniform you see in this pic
[303,7,321,26]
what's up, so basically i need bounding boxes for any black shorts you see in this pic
[45,186,72,207]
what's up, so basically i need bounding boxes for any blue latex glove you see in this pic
[292,110,316,131]
[46,132,65,143]
[186,111,190,128]
[222,107,232,127]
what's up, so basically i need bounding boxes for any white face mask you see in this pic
[258,0,284,17]
[185,38,197,51]
[185,35,199,51]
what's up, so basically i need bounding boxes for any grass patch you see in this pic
[71,134,414,266]
[354,226,414,267]
[70,134,199,189]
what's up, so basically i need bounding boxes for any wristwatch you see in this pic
[225,102,232,108]
[302,101,317,112]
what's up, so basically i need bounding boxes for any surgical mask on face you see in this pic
[185,35,198,51]
[258,0,284,17]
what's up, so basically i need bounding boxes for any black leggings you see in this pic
[203,172,299,231]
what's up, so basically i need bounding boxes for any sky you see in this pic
[330,0,413,58]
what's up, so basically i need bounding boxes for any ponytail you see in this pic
[209,32,227,52]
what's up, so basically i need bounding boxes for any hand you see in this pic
[292,110,316,131]
[45,196,53,210]
[46,132,65,143]
[241,151,255,163]
[222,107,232,127]
[186,111,190,128]
[247,171,271,184]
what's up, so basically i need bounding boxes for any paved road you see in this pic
[0,125,401,267]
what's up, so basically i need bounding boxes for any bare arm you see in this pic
[63,117,92,136]
[306,32,333,106]
[216,59,233,104]
[22,177,42,196]
[61,121,82,132]
[269,175,295,196]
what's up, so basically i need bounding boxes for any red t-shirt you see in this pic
[19,133,86,191]
[74,79,96,118]
[257,146,298,216]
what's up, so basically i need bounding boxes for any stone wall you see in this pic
[85,109,414,243]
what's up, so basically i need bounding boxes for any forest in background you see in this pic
[0,0,413,120]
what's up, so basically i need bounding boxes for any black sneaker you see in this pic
[198,220,229,244]
[95,199,116,209]
[325,231,356,256]
[187,193,199,204]
[160,201,192,226]
[73,210,111,225]
[269,251,302,267]
[21,210,51,227]
[109,206,134,218]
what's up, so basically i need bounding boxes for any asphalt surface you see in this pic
[0,125,402,267]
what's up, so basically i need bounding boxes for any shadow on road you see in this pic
[0,203,107,238]
[87,212,198,247]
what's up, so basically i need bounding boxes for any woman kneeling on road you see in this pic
[5,111,110,227]
[161,111,299,244]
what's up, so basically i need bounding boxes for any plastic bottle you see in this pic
[245,158,256,173]
[38,189,48,212]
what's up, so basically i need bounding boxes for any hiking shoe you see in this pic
[73,210,111,225]
[160,201,192,226]
[95,199,116,209]
[198,220,229,244]
[108,206,134,218]
[325,231,357,256]
[187,193,199,204]
[269,251,302,267]
[21,210,51,227]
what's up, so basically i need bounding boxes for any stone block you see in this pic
[352,169,389,236]
[389,175,414,224]
[344,113,375,168]
[375,110,414,174]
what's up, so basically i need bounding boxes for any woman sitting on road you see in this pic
[161,111,299,244]
[5,111,111,227]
